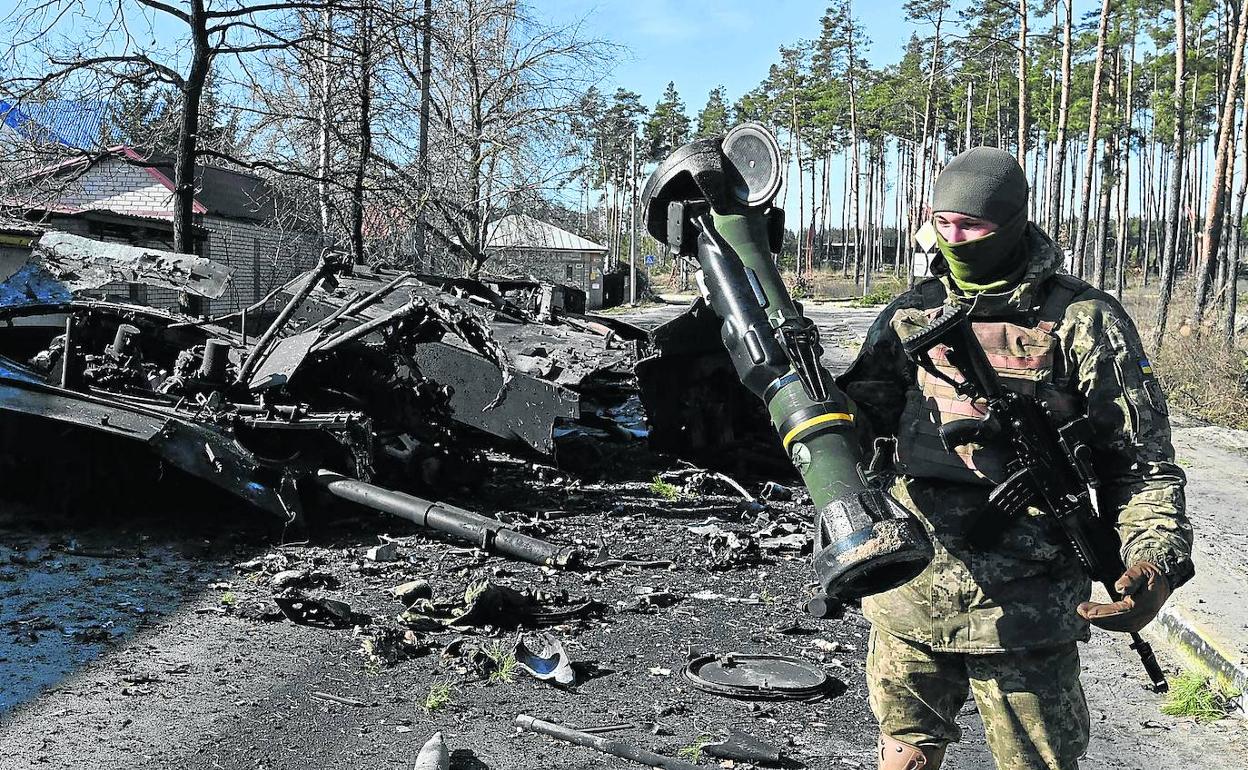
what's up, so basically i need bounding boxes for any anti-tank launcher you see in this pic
[640,124,932,605]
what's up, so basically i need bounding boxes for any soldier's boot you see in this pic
[878,734,946,770]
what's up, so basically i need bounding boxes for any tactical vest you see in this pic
[890,275,1085,485]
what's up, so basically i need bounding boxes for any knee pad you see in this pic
[878,734,946,770]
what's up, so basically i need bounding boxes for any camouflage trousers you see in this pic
[867,627,1090,770]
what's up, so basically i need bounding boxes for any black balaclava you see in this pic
[930,146,1030,293]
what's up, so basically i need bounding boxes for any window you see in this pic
[566,264,575,280]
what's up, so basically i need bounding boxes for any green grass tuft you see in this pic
[423,682,453,712]
[649,475,681,501]
[485,641,518,684]
[1161,672,1240,722]
[676,735,712,763]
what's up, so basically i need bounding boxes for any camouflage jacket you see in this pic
[838,224,1193,652]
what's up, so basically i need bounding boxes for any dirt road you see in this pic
[0,301,1243,769]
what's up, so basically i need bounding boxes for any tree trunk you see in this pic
[848,15,862,292]
[793,93,804,277]
[1227,61,1248,347]
[349,4,373,267]
[1193,0,1248,327]
[1017,0,1029,168]
[416,0,432,269]
[1114,40,1135,295]
[841,141,850,277]
[964,79,974,152]
[1072,0,1113,280]
[1093,149,1113,290]
[917,12,945,224]
[1153,0,1187,350]
[174,0,210,315]
[319,5,334,243]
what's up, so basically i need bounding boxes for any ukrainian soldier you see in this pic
[839,146,1195,770]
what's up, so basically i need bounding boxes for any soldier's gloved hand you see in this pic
[1076,562,1171,633]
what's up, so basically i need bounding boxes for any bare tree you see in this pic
[1046,0,1072,245]
[1152,0,1187,350]
[1072,0,1114,280]
[2,1,329,256]
[370,0,608,277]
[1193,0,1248,328]
[1016,0,1028,167]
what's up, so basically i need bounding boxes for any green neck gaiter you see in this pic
[935,212,1029,293]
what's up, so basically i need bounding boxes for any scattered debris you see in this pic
[413,732,450,770]
[513,633,576,686]
[448,580,605,629]
[391,579,434,607]
[310,691,370,708]
[683,653,834,701]
[515,714,703,770]
[662,469,755,501]
[270,570,308,589]
[357,626,430,667]
[625,588,683,613]
[811,639,850,654]
[706,530,761,569]
[592,539,674,570]
[758,481,795,502]
[451,582,537,628]
[365,542,400,562]
[440,639,500,680]
[273,591,365,629]
[703,728,785,765]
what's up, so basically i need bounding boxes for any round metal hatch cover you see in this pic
[683,653,831,700]
[722,122,783,207]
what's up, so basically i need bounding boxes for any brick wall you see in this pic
[15,159,321,316]
[52,158,174,217]
[199,215,319,314]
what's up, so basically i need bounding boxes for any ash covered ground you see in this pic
[0,303,1244,770]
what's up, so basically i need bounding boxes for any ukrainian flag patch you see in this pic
[1140,359,1153,375]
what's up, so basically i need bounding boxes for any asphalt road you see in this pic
[0,300,1244,769]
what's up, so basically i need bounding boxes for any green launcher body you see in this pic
[641,124,931,603]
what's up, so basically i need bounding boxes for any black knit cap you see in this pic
[931,146,1029,225]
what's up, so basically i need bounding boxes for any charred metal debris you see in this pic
[0,233,691,548]
[0,232,789,564]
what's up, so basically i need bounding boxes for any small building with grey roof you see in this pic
[485,214,624,309]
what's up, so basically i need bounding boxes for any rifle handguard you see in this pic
[940,415,1003,450]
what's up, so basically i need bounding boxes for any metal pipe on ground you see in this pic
[312,471,582,567]
[515,715,703,770]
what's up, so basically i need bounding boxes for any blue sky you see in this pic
[540,0,926,117]
[538,0,1105,218]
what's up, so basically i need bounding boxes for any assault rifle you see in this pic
[900,304,1168,692]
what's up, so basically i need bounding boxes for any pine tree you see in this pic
[695,86,731,138]
[644,82,691,162]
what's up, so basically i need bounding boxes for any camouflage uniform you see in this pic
[839,224,1194,769]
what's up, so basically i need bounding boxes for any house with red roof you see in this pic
[4,146,320,315]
